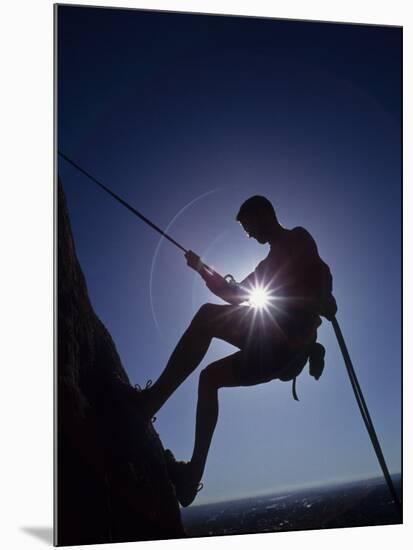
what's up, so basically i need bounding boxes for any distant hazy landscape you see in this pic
[182,475,402,537]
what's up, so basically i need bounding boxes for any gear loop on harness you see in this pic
[292,377,299,401]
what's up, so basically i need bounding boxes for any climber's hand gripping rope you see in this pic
[185,250,236,291]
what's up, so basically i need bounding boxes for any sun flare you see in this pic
[248,285,270,309]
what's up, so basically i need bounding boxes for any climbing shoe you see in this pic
[164,449,203,507]
[133,380,157,422]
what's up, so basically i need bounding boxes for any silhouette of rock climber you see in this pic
[139,195,336,506]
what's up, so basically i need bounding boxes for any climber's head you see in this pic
[236,195,280,244]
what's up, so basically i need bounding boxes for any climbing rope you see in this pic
[331,316,401,516]
[58,151,188,253]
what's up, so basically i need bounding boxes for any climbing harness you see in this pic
[58,151,401,517]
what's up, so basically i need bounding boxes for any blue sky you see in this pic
[57,6,401,505]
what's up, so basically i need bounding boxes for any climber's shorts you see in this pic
[199,302,317,386]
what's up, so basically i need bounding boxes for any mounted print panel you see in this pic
[55,4,402,546]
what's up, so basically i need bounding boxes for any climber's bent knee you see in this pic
[199,354,244,392]
[199,364,220,391]
[191,303,217,326]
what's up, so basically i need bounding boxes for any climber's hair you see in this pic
[236,195,278,223]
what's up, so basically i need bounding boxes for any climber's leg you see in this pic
[140,303,245,418]
[166,350,272,506]
[190,352,243,481]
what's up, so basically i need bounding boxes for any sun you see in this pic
[248,285,270,309]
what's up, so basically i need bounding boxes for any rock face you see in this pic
[56,180,184,546]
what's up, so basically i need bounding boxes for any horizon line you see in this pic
[188,471,402,508]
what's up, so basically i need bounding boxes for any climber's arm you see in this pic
[201,268,245,305]
[185,251,245,305]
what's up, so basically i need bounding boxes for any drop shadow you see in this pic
[21,526,53,545]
